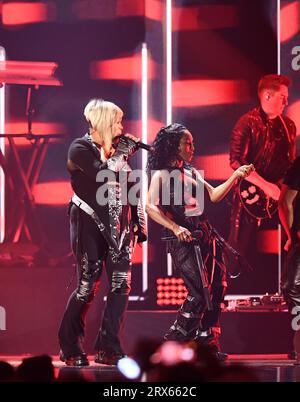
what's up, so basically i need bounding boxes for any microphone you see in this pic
[114,135,154,152]
[136,141,154,152]
[161,229,205,242]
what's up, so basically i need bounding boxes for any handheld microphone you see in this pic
[161,229,205,241]
[114,135,154,152]
[136,141,154,152]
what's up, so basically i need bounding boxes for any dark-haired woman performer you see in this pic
[146,123,253,360]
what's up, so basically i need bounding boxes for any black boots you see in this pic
[194,328,228,361]
[59,350,89,367]
[95,350,126,365]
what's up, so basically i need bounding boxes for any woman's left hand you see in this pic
[124,133,140,143]
[235,164,255,178]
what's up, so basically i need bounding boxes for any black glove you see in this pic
[107,136,138,172]
[115,136,138,156]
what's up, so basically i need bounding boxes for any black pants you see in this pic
[281,244,300,312]
[167,237,227,339]
[228,191,258,257]
[227,191,278,294]
[58,205,133,358]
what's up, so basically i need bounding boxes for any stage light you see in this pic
[116,0,144,17]
[2,2,56,26]
[144,0,163,21]
[166,0,173,278]
[123,118,163,143]
[181,347,195,362]
[172,5,238,31]
[0,60,62,86]
[280,1,300,43]
[172,79,250,107]
[256,230,279,254]
[132,244,154,265]
[141,43,149,294]
[194,154,233,181]
[32,181,72,205]
[166,0,172,126]
[277,0,281,73]
[277,223,282,295]
[117,357,141,380]
[0,47,5,243]
[4,121,66,146]
[90,55,155,81]
[156,277,187,305]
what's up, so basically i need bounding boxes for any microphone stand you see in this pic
[162,228,253,281]
[25,85,38,139]
[162,229,213,310]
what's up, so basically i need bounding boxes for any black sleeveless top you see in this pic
[158,165,205,232]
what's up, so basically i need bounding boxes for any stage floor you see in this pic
[1,354,300,382]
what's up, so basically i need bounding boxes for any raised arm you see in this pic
[194,164,254,203]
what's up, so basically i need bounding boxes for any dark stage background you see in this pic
[0,0,299,323]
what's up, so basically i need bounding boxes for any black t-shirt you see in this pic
[283,156,300,234]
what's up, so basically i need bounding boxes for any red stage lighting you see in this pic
[287,101,300,137]
[33,181,72,205]
[173,79,250,107]
[123,119,164,143]
[116,0,144,17]
[194,154,233,181]
[172,5,238,31]
[256,230,279,254]
[2,2,56,26]
[116,0,163,21]
[0,60,62,86]
[90,56,155,81]
[156,277,187,306]
[5,121,66,146]
[280,1,300,43]
[132,243,153,264]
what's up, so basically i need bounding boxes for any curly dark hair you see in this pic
[147,123,188,175]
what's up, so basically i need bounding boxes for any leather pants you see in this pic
[165,237,227,341]
[228,190,258,257]
[281,244,300,312]
[58,204,132,358]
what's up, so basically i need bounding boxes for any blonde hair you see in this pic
[83,98,123,147]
